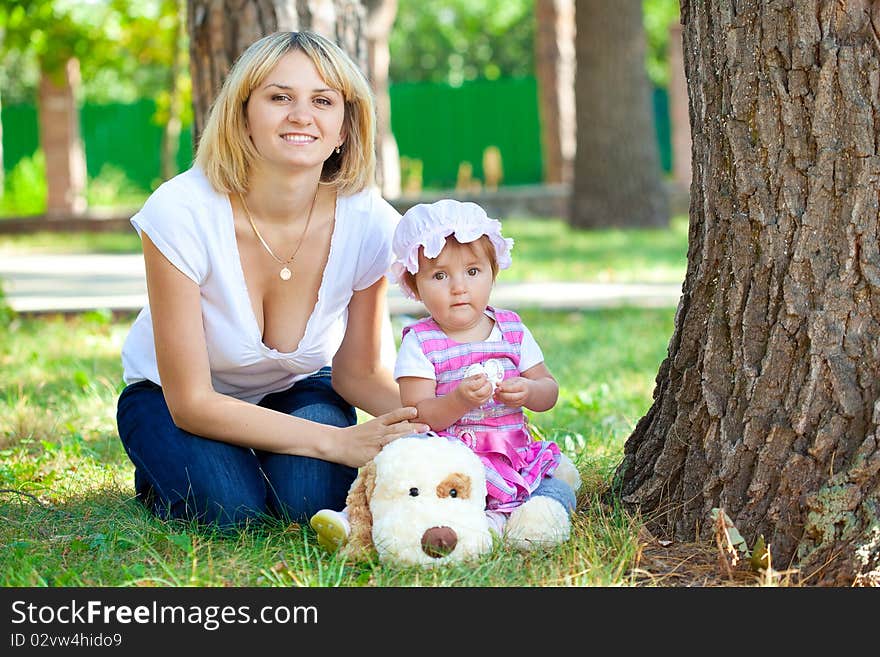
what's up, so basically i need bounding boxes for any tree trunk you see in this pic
[571,0,668,227]
[535,0,576,185]
[188,0,367,151]
[364,0,400,198]
[38,59,87,219]
[615,0,880,586]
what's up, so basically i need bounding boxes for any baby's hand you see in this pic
[494,377,531,407]
[455,373,494,408]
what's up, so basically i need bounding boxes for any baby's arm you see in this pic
[494,362,559,412]
[399,374,493,431]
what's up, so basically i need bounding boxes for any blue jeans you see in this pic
[116,367,357,530]
[532,476,577,513]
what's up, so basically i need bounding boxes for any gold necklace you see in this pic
[240,186,319,281]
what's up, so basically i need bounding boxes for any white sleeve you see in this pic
[518,323,546,373]
[130,178,210,284]
[394,331,436,381]
[353,191,401,291]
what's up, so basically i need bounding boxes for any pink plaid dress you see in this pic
[402,307,560,512]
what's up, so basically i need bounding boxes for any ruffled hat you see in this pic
[390,199,514,299]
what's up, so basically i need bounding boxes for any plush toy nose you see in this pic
[421,526,458,558]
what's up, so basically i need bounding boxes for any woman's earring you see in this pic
[335,144,342,154]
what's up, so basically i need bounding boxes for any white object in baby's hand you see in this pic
[464,359,505,393]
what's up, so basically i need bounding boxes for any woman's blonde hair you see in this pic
[195,31,376,196]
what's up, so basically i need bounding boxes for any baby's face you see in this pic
[414,239,495,336]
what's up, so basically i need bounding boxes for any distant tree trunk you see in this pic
[38,59,87,219]
[535,0,575,184]
[188,0,367,150]
[667,20,690,195]
[615,0,880,587]
[161,0,187,182]
[571,0,667,227]
[365,0,399,198]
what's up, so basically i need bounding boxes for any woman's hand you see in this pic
[332,407,430,468]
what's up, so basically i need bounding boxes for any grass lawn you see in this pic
[0,306,677,586]
[0,215,690,283]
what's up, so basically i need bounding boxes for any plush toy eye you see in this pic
[449,489,458,498]
[409,487,419,497]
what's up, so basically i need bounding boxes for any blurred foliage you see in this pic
[389,0,679,86]
[0,0,188,110]
[0,150,147,216]
[643,0,681,86]
[0,151,46,216]
[1,0,678,102]
[390,0,534,85]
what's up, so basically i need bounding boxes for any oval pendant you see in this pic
[279,267,292,281]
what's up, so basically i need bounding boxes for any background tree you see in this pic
[615,0,880,586]
[0,0,191,210]
[571,0,668,228]
[364,0,400,198]
[534,0,575,185]
[0,1,103,218]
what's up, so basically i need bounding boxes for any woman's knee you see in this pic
[156,469,268,530]
[261,454,356,522]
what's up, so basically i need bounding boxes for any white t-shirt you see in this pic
[394,318,545,381]
[121,166,400,404]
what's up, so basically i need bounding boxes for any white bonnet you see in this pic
[390,199,514,299]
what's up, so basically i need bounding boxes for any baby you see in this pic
[311,199,579,551]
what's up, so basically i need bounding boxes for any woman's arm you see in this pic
[331,276,406,417]
[143,235,422,467]
[399,374,493,432]
[493,362,559,412]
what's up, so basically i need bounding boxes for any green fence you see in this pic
[2,78,671,192]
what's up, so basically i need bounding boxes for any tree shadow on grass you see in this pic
[0,486,311,586]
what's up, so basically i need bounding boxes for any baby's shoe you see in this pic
[309,509,350,552]
[505,496,570,550]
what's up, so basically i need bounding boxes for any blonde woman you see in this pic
[116,32,428,529]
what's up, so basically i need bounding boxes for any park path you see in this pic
[0,252,683,315]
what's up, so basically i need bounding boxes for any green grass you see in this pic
[0,306,675,586]
[0,215,690,283]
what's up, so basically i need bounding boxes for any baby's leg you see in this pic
[531,476,577,512]
[505,477,576,550]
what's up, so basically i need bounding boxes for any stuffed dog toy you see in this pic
[341,434,494,567]
[339,434,582,566]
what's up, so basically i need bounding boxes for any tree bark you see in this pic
[570,0,668,228]
[535,0,576,185]
[615,0,880,586]
[187,0,367,151]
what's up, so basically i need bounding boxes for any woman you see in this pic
[116,31,429,530]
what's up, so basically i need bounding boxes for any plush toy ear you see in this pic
[340,460,376,560]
